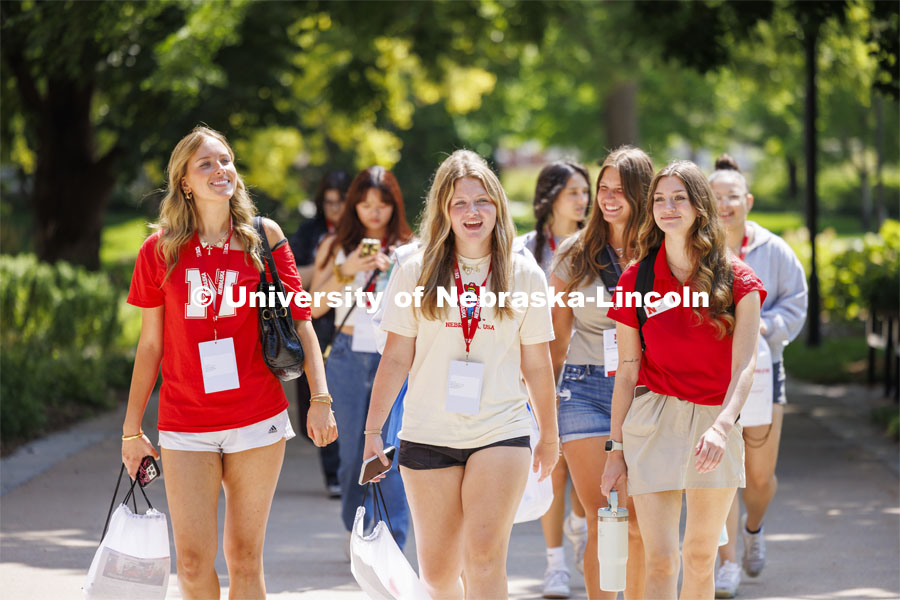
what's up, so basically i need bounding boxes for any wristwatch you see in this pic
[605,440,624,452]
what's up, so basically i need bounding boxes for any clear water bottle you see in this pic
[597,490,628,592]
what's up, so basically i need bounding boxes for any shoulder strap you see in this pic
[254,217,284,293]
[635,247,660,351]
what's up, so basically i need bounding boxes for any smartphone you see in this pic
[137,455,161,488]
[358,446,396,485]
[359,238,380,258]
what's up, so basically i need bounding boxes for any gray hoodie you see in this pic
[742,221,809,363]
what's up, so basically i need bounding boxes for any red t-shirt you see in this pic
[607,241,766,406]
[127,231,311,432]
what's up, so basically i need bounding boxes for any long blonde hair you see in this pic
[153,126,263,280]
[417,150,515,321]
[636,160,735,338]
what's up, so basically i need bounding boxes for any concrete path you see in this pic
[1,380,897,599]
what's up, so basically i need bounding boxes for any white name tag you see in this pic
[198,337,240,394]
[644,293,680,319]
[446,360,483,415]
[740,339,774,427]
[351,309,378,353]
[603,329,618,377]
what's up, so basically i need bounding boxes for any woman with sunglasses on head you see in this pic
[601,161,766,599]
[708,154,807,598]
[123,126,336,600]
[363,150,559,598]
[309,166,414,550]
[516,160,590,599]
[550,146,652,599]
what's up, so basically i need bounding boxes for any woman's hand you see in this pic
[307,402,338,447]
[533,438,559,482]
[694,424,729,473]
[341,245,381,277]
[122,434,160,481]
[601,451,627,499]
[362,433,389,482]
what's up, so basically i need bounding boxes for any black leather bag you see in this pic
[254,217,305,381]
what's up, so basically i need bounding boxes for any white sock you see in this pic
[546,546,566,571]
[568,512,587,531]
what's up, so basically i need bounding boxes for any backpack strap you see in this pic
[634,247,660,351]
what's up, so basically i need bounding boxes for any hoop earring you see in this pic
[183,189,193,201]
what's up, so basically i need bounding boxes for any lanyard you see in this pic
[453,259,491,360]
[738,229,750,261]
[194,219,234,340]
[363,239,388,307]
[545,227,557,253]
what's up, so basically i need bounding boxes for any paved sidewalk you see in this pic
[1,380,897,599]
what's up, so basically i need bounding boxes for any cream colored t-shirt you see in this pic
[550,235,618,366]
[381,251,555,448]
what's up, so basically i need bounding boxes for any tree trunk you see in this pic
[32,79,116,270]
[605,81,639,148]
[804,26,821,346]
[875,93,886,228]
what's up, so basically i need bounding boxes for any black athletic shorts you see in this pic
[398,436,531,470]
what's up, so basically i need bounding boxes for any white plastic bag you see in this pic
[513,404,554,524]
[740,339,774,427]
[84,468,170,599]
[350,504,430,599]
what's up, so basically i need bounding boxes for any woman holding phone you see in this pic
[122,126,336,599]
[601,161,765,599]
[363,150,559,598]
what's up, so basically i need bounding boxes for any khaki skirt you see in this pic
[623,386,745,496]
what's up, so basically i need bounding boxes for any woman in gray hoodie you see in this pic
[709,154,808,599]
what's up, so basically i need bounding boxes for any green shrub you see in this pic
[0,255,128,442]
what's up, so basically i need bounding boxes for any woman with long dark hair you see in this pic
[601,161,765,599]
[123,126,336,599]
[309,166,413,549]
[550,146,652,599]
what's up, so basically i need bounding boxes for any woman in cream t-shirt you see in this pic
[363,149,559,599]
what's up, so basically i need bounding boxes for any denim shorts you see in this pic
[398,436,531,470]
[557,364,615,443]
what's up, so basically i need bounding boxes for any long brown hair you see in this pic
[154,126,263,281]
[326,166,412,260]
[531,161,589,265]
[558,146,653,293]
[636,160,735,338]
[417,150,516,321]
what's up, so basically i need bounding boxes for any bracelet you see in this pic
[333,262,353,284]
[121,430,144,441]
[363,428,382,436]
[310,393,333,405]
[710,424,728,439]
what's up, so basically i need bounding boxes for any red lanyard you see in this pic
[738,230,749,260]
[545,227,557,253]
[363,238,388,307]
[453,259,491,358]
[194,219,234,340]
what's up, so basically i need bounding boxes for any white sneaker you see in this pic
[714,560,741,598]
[563,514,588,574]
[542,568,571,599]
[741,514,766,577]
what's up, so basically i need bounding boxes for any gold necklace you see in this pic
[200,232,229,254]
[458,256,489,275]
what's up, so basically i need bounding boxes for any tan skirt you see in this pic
[623,387,745,496]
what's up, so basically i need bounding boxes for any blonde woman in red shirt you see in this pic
[122,126,336,599]
[602,161,765,599]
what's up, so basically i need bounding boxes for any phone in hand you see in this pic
[358,446,396,485]
[137,455,161,488]
[359,238,381,258]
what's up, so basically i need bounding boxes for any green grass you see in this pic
[752,212,864,238]
[100,216,151,265]
[783,335,875,384]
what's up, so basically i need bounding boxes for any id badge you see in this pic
[446,360,483,415]
[351,309,378,353]
[198,337,240,394]
[603,328,618,377]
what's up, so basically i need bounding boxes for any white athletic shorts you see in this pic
[158,409,295,454]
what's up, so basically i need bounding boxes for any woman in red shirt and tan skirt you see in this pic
[601,161,765,599]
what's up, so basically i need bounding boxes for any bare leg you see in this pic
[460,446,530,599]
[540,455,568,548]
[743,405,784,531]
[681,488,737,599]
[221,440,285,600]
[161,448,223,600]
[632,491,682,600]
[400,465,466,600]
